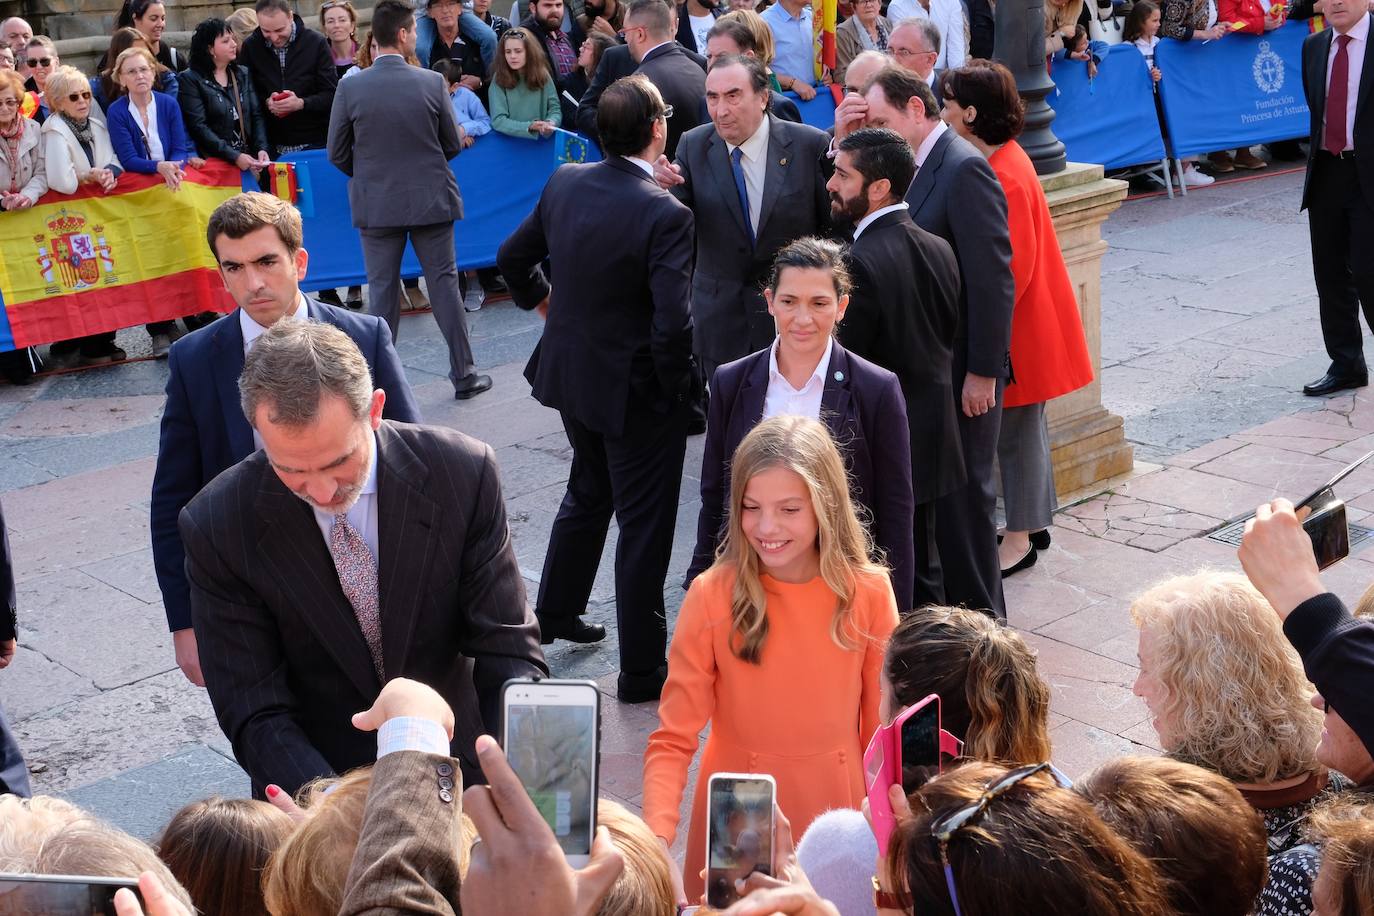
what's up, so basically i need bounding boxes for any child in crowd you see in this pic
[643,414,899,900]
[156,797,293,916]
[1054,24,1109,78]
[1126,0,1214,187]
[489,27,560,140]
[432,58,490,148]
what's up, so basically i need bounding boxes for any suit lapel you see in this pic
[1358,13,1374,118]
[905,129,952,216]
[820,340,851,422]
[373,423,440,679]
[253,464,380,699]
[757,118,792,236]
[707,131,752,239]
[730,351,771,445]
[209,313,255,459]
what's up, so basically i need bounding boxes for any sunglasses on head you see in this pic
[27,57,52,67]
[67,90,92,102]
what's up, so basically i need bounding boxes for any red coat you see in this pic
[989,141,1094,408]
[1217,0,1280,34]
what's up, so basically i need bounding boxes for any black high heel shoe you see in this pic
[1001,545,1038,578]
[998,530,1052,550]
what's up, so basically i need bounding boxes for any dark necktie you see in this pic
[1325,33,1353,156]
[731,146,756,247]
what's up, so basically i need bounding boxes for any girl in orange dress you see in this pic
[642,411,899,903]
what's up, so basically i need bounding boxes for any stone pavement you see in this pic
[3,165,1371,848]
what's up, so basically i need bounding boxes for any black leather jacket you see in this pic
[178,65,271,163]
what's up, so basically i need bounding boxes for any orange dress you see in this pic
[643,564,898,900]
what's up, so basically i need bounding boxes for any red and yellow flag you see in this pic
[0,160,240,349]
[813,0,838,83]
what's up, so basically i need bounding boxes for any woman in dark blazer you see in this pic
[687,237,917,609]
[178,18,270,174]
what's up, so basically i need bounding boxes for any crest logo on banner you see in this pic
[33,209,117,294]
[1253,40,1284,93]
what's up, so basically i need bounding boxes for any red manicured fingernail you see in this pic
[266,785,279,798]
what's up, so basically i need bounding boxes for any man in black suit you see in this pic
[832,128,964,609]
[0,497,30,797]
[653,54,832,373]
[151,193,421,688]
[575,0,705,155]
[521,0,586,125]
[1300,0,1374,396]
[836,66,1013,618]
[181,321,544,795]
[498,75,694,703]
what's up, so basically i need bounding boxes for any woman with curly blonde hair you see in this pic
[644,414,899,903]
[1131,571,1345,860]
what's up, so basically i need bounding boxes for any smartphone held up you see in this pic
[0,874,141,916]
[705,773,776,909]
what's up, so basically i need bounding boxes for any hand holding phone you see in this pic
[864,694,963,855]
[706,774,777,909]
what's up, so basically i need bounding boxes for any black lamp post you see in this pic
[993,0,1067,174]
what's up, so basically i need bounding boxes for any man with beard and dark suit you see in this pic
[151,192,421,688]
[1299,0,1374,396]
[181,320,545,796]
[653,54,832,374]
[575,0,707,151]
[498,76,694,704]
[834,66,1013,619]
[830,128,963,610]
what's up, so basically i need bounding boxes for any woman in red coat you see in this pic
[939,60,1093,577]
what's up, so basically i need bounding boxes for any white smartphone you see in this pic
[705,773,777,909]
[501,678,601,867]
[0,874,141,915]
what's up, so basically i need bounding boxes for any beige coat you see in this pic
[41,112,121,196]
[835,14,892,83]
[0,118,47,203]
[1044,0,1085,54]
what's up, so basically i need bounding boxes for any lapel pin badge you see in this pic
[834,370,844,382]
[779,157,788,165]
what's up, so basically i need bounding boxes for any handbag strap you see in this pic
[227,68,249,150]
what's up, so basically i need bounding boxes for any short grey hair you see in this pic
[894,17,941,55]
[239,320,373,428]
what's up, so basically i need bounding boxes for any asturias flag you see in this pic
[0,159,241,352]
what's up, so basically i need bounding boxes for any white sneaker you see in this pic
[1182,165,1215,187]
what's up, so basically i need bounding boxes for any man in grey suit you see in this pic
[835,66,1013,619]
[327,0,491,400]
[653,54,832,374]
[181,320,545,795]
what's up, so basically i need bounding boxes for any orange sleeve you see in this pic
[858,575,900,748]
[642,573,722,843]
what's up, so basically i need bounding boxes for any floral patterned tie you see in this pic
[329,513,384,681]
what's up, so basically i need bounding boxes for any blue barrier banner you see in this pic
[286,133,601,289]
[1155,21,1310,160]
[786,91,838,131]
[1048,44,1167,170]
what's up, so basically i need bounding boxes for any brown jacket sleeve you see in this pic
[339,750,465,916]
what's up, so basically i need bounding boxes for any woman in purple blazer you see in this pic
[687,238,917,610]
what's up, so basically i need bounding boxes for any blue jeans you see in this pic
[416,10,497,70]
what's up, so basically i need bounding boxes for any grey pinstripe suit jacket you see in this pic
[179,420,546,795]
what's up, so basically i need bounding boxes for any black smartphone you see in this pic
[705,773,776,909]
[899,697,941,794]
[0,874,141,915]
[501,678,600,866]
[1303,497,1350,570]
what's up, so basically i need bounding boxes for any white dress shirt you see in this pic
[762,337,833,421]
[623,155,657,177]
[311,430,381,563]
[241,296,310,450]
[914,118,948,169]
[727,115,771,233]
[853,201,909,240]
[132,96,165,161]
[886,0,967,70]
[1325,13,1369,153]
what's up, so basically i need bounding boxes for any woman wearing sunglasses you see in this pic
[40,65,127,365]
[20,36,57,121]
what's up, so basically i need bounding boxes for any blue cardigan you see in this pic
[106,90,196,173]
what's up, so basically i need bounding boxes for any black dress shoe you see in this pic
[538,617,607,645]
[1000,545,1038,578]
[617,665,668,704]
[316,288,345,307]
[1030,529,1052,551]
[1304,372,1368,396]
[453,373,493,400]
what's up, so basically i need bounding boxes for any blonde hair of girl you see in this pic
[713,414,887,663]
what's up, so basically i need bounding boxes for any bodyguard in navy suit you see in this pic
[151,193,420,686]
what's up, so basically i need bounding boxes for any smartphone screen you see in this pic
[706,775,775,909]
[899,700,941,794]
[0,875,140,915]
[502,681,599,861]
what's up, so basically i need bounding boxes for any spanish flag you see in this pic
[0,160,240,351]
[813,0,837,84]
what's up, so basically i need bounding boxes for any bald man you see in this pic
[1,18,32,77]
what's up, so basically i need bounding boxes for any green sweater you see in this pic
[489,77,562,139]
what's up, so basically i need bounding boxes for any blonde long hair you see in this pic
[1130,571,1323,783]
[712,415,887,663]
